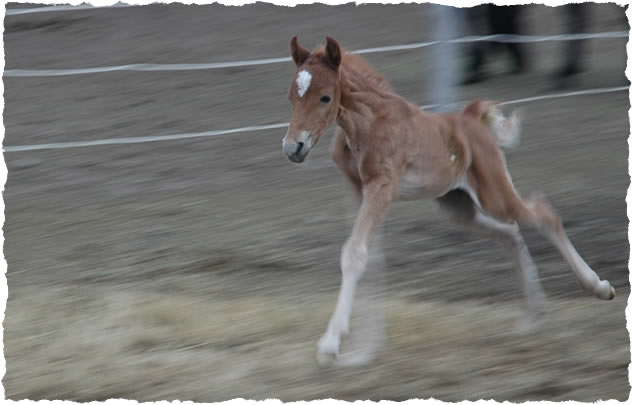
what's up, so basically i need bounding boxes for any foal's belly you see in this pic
[398,171,454,201]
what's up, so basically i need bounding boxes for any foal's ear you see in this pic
[324,36,342,70]
[290,36,310,67]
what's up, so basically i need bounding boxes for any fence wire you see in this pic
[4,85,628,153]
[4,31,628,77]
[4,4,628,153]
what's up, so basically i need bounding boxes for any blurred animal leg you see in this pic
[332,128,386,367]
[437,189,545,332]
[335,226,387,367]
[519,193,615,300]
[317,180,392,364]
[546,4,587,89]
[471,210,546,333]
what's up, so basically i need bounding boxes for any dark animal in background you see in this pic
[462,5,526,85]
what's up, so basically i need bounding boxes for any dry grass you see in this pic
[5,285,628,402]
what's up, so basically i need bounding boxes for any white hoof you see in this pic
[316,332,341,366]
[596,280,615,301]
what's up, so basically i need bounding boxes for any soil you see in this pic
[3,2,630,402]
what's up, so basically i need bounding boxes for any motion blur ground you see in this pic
[3,2,630,402]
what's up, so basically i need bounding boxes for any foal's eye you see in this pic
[320,95,332,103]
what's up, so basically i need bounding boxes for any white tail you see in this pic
[483,106,522,149]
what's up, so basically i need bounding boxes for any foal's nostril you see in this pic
[295,142,305,155]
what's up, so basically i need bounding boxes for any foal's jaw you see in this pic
[282,130,314,163]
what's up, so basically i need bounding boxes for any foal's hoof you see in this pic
[589,280,616,301]
[316,334,340,367]
[597,281,616,301]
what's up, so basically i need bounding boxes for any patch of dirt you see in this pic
[3,2,629,402]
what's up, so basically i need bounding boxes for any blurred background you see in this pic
[3,2,630,402]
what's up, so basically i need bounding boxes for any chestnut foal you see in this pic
[281,36,615,364]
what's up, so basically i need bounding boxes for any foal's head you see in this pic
[282,36,342,163]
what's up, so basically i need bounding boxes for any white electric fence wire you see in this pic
[4,6,627,153]
[4,86,627,153]
[5,3,133,16]
[4,32,628,77]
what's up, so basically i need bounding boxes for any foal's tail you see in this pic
[462,100,522,149]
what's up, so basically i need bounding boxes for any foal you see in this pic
[281,36,615,364]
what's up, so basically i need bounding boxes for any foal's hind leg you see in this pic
[469,146,615,301]
[470,210,546,332]
[438,190,546,332]
[518,193,615,300]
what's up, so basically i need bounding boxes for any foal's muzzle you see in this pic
[283,131,313,163]
[284,142,308,163]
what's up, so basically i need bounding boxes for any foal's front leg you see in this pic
[317,180,393,364]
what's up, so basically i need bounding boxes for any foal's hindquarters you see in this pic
[317,103,615,365]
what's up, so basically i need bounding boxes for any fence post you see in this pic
[427,5,462,112]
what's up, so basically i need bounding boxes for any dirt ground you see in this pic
[3,2,630,402]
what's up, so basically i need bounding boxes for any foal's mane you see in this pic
[311,45,392,94]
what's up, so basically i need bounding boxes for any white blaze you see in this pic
[296,70,312,98]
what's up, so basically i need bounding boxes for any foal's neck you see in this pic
[336,64,401,142]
